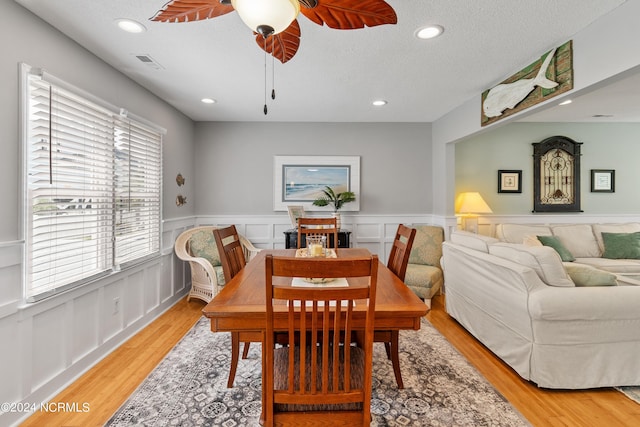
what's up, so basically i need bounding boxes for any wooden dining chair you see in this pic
[376,224,416,389]
[264,254,378,427]
[212,224,251,388]
[297,217,339,250]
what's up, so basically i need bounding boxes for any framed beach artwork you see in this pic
[274,156,360,211]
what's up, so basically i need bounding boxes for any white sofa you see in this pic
[441,225,640,389]
[496,223,640,275]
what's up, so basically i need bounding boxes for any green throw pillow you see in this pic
[601,232,640,259]
[537,235,575,262]
[564,264,617,287]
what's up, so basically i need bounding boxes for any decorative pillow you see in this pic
[593,223,640,253]
[523,234,543,247]
[563,263,617,287]
[601,232,640,259]
[537,235,576,262]
[188,230,222,266]
[488,243,574,287]
[408,226,444,266]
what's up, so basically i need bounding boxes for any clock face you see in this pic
[532,136,582,213]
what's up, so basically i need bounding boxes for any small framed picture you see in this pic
[498,170,522,193]
[591,169,615,192]
[287,205,305,228]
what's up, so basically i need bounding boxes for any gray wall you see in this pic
[1,2,196,243]
[1,4,197,423]
[456,122,640,214]
[194,122,432,215]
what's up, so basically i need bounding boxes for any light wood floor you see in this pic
[21,294,640,426]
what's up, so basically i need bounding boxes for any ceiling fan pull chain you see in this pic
[271,36,276,101]
[263,36,268,115]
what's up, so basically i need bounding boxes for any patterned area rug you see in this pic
[106,317,530,426]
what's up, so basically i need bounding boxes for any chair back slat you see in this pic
[213,225,246,283]
[297,217,339,249]
[264,254,378,425]
[387,224,417,281]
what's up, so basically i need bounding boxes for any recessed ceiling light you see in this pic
[559,99,572,106]
[372,100,387,107]
[201,98,216,104]
[415,25,444,40]
[115,19,146,34]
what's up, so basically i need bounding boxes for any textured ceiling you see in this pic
[15,0,630,122]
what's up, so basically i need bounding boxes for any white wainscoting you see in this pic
[0,218,195,427]
[195,214,444,263]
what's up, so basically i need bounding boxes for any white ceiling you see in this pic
[15,0,632,123]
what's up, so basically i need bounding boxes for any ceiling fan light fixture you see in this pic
[231,0,300,36]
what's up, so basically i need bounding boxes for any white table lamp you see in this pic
[456,192,493,233]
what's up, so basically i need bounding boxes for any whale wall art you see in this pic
[481,40,573,126]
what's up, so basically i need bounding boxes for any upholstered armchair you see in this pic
[174,226,261,303]
[403,225,444,308]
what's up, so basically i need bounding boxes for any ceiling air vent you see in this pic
[134,54,164,70]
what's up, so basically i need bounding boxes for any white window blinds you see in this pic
[24,67,163,302]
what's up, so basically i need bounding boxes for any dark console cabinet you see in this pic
[283,229,351,249]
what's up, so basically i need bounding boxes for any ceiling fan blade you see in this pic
[150,0,234,23]
[255,20,301,64]
[300,0,397,29]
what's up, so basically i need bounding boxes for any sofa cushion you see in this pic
[573,257,640,273]
[489,243,574,287]
[537,235,575,262]
[188,230,222,266]
[408,225,444,266]
[563,263,617,287]
[601,232,640,259]
[496,224,552,244]
[593,223,640,253]
[550,224,601,258]
[404,264,443,291]
[449,230,499,253]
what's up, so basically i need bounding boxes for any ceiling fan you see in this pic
[151,0,397,63]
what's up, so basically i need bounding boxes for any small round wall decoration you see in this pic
[176,173,185,186]
[176,195,187,206]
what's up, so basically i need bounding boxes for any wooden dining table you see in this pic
[202,247,429,421]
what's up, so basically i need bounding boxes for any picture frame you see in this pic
[274,156,360,211]
[591,169,615,192]
[498,170,522,193]
[287,205,305,228]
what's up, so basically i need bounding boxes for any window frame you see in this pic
[20,63,165,302]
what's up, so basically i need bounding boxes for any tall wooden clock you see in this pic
[532,135,582,213]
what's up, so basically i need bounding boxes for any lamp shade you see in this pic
[231,0,300,36]
[455,192,493,214]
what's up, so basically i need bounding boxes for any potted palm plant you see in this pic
[312,186,356,229]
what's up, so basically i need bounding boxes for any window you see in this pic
[22,65,163,302]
